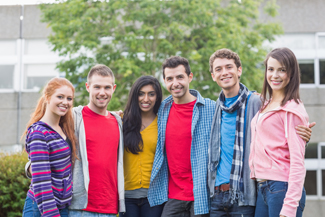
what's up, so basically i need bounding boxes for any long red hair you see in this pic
[22,77,78,162]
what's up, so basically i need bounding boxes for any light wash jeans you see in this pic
[22,196,69,217]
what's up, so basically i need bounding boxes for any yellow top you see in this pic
[124,116,158,190]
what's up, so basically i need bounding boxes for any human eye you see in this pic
[149,92,156,97]
[177,75,184,79]
[281,68,286,72]
[67,97,73,101]
[138,92,144,96]
[215,68,221,72]
[105,86,111,89]
[267,68,273,71]
[57,95,63,99]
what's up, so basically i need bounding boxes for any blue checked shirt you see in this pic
[148,90,216,215]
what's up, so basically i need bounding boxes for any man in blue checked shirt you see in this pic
[148,56,215,216]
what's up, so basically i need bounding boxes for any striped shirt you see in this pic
[25,121,73,217]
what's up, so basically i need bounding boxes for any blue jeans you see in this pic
[69,210,116,217]
[119,197,164,217]
[210,189,255,217]
[254,180,306,217]
[22,196,69,217]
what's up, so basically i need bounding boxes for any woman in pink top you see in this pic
[249,48,309,217]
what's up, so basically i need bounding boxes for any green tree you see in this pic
[40,0,282,110]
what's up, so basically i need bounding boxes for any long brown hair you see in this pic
[261,47,301,108]
[22,77,78,162]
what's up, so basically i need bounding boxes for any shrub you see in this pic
[0,151,30,217]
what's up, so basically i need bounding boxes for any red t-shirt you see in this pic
[165,100,196,201]
[82,106,119,214]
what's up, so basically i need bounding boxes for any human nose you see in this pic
[143,94,149,102]
[99,87,105,95]
[62,97,68,105]
[171,79,180,87]
[273,70,280,78]
[220,67,228,75]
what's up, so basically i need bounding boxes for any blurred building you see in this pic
[0,1,324,215]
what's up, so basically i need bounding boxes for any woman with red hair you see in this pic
[22,77,77,217]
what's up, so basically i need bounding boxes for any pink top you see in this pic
[249,100,309,217]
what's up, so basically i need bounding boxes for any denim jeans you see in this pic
[210,189,255,217]
[254,180,306,217]
[69,210,116,217]
[119,197,163,217]
[161,198,209,217]
[22,196,69,217]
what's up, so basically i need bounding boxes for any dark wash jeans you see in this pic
[210,189,255,217]
[22,196,69,217]
[119,197,164,217]
[254,180,306,217]
[161,198,209,217]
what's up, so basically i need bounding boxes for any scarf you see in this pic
[217,83,249,203]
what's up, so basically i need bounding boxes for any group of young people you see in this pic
[22,47,314,217]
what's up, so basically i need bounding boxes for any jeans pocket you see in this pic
[22,197,35,217]
[267,181,288,194]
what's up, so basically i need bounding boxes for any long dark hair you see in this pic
[261,47,301,108]
[123,76,163,154]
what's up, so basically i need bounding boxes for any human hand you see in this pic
[113,110,123,117]
[296,122,316,142]
[253,92,261,96]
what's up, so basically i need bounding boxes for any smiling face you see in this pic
[266,57,290,95]
[138,84,157,115]
[163,65,193,103]
[211,58,242,97]
[47,85,73,117]
[86,74,116,114]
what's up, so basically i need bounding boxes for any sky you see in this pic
[0,0,57,5]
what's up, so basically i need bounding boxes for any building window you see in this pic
[26,77,52,90]
[305,142,325,199]
[24,64,58,90]
[320,60,325,84]
[0,65,14,89]
[305,170,317,195]
[299,60,315,84]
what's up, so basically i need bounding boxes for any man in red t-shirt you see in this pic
[158,56,210,217]
[69,64,125,216]
[24,64,125,216]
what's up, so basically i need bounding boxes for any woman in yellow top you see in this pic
[120,76,163,217]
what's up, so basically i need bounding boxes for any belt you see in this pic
[215,183,230,192]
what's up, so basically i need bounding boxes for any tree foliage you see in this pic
[0,152,30,217]
[40,0,283,110]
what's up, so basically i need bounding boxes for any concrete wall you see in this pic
[0,92,40,151]
[0,5,51,39]
[300,88,325,142]
[262,0,325,33]
[0,6,21,39]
